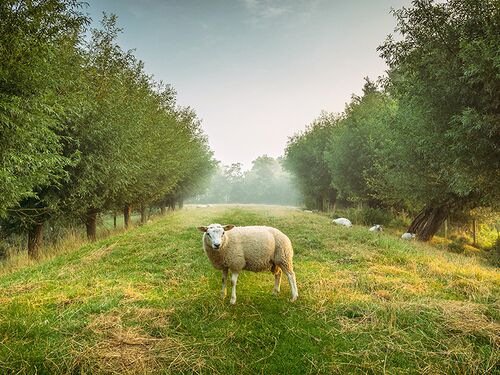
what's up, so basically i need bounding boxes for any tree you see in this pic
[325,78,397,206]
[193,156,298,205]
[0,8,215,255]
[242,156,298,205]
[376,0,500,240]
[0,0,88,256]
[160,107,216,212]
[284,113,338,210]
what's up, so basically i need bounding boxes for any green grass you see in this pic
[0,205,498,374]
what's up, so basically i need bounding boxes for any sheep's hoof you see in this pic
[230,298,236,305]
[291,295,298,302]
[273,288,280,295]
[220,291,226,299]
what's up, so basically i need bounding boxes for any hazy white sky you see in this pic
[86,0,411,169]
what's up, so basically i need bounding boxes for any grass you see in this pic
[0,205,498,374]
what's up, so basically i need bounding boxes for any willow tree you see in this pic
[57,14,148,240]
[160,107,215,212]
[284,113,338,210]
[324,79,397,206]
[376,0,500,240]
[0,0,88,256]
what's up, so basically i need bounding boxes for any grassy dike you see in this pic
[0,205,498,374]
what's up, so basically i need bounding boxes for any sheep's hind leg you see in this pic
[282,267,298,302]
[230,271,239,305]
[273,267,281,295]
[221,268,228,299]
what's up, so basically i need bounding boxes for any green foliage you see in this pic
[196,156,299,205]
[325,79,397,204]
[376,0,500,210]
[0,6,214,249]
[284,113,338,210]
[0,0,88,217]
[285,0,499,240]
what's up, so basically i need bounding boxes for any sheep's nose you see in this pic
[213,244,220,249]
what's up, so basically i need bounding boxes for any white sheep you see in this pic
[332,218,352,227]
[197,223,298,305]
[401,232,416,240]
[369,224,383,232]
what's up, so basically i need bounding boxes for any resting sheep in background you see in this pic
[197,223,298,305]
[332,218,352,227]
[401,232,416,240]
[369,224,383,232]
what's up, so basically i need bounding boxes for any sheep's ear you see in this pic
[223,224,235,231]
[197,226,208,232]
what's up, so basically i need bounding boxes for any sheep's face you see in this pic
[197,223,235,250]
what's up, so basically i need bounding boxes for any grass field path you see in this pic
[0,205,498,374]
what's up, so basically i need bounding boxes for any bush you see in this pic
[333,207,394,226]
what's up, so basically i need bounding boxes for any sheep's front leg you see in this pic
[230,271,239,305]
[221,268,228,299]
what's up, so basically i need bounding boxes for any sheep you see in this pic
[197,223,298,305]
[401,232,416,240]
[332,218,352,227]
[369,224,383,232]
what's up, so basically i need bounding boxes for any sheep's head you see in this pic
[197,223,235,250]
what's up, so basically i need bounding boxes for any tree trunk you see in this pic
[168,198,176,211]
[113,213,117,229]
[124,204,132,229]
[178,198,184,209]
[472,219,477,246]
[444,218,448,240]
[316,196,323,211]
[408,205,449,242]
[27,223,44,259]
[328,190,337,212]
[85,209,98,242]
[160,205,166,215]
[140,205,147,224]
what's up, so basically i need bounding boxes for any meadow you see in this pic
[0,205,498,374]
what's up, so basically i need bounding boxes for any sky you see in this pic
[86,0,412,170]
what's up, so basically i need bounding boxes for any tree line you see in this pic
[193,155,299,206]
[0,1,214,258]
[284,0,499,241]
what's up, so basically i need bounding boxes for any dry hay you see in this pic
[2,281,42,297]
[82,242,119,264]
[433,300,500,345]
[76,310,209,374]
[337,310,378,334]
